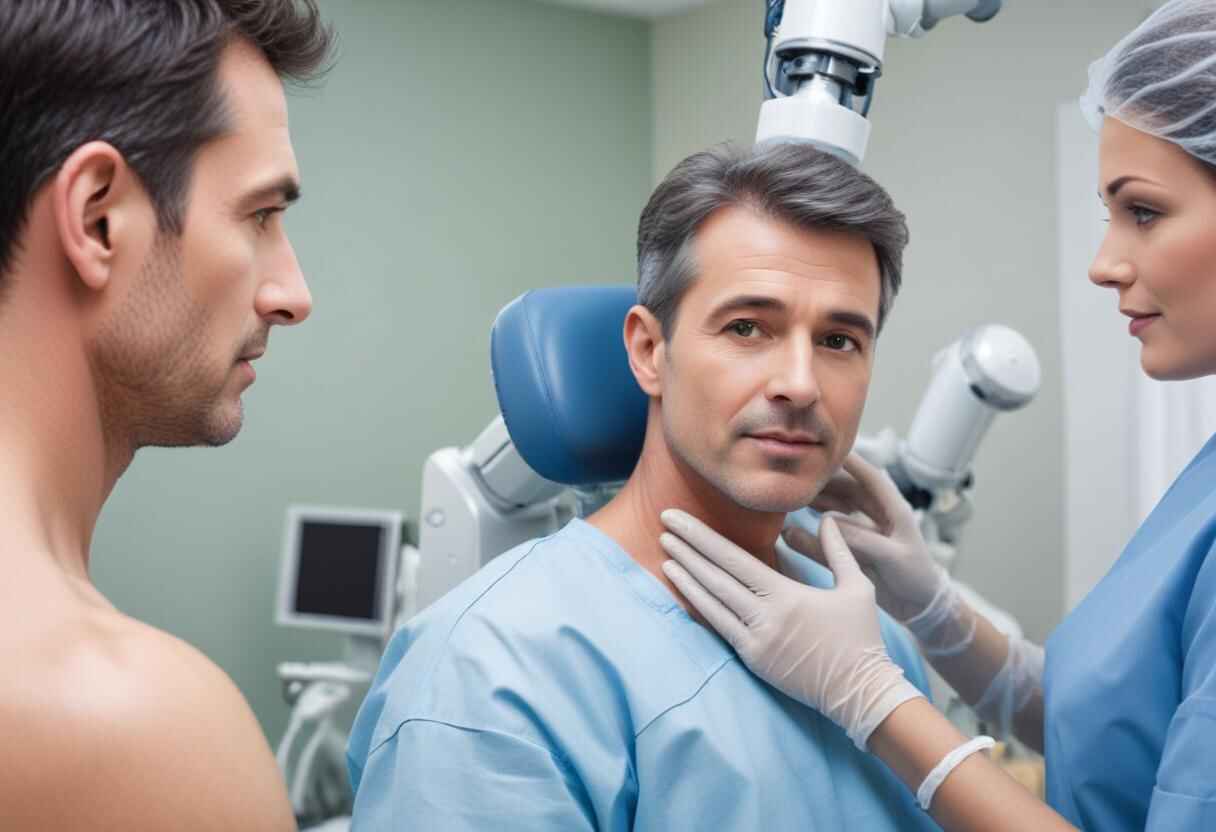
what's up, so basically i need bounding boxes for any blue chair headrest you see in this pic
[491,286,648,486]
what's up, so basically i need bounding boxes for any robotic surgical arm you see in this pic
[760,0,1022,563]
[759,0,1004,163]
[846,326,1040,579]
[403,416,569,622]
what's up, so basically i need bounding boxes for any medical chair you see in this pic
[491,284,647,488]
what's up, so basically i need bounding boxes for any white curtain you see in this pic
[1056,102,1216,609]
[1132,369,1216,520]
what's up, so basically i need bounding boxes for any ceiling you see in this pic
[545,1,1170,23]
[536,0,710,19]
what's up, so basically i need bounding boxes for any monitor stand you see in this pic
[343,634,383,676]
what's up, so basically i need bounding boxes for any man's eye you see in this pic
[728,320,760,338]
[823,333,859,352]
[253,207,283,229]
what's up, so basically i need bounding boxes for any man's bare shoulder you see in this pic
[0,610,294,831]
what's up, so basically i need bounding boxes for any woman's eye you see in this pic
[1129,205,1160,226]
[728,320,760,338]
[823,334,858,352]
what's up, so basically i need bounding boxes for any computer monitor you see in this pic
[276,505,403,639]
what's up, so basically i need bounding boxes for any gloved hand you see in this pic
[790,452,975,656]
[793,452,942,620]
[660,512,922,750]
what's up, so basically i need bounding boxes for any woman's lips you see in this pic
[1129,314,1161,337]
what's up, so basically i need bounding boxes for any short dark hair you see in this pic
[637,142,909,336]
[0,0,335,284]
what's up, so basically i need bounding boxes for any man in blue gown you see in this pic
[347,143,939,830]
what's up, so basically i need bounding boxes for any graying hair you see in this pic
[637,142,909,336]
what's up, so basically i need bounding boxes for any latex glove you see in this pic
[660,511,922,750]
[790,453,976,656]
[793,452,944,621]
[974,635,1045,741]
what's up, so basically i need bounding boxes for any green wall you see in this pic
[92,0,651,745]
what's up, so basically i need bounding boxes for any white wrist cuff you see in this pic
[973,636,1045,739]
[916,735,995,811]
[852,679,924,751]
[902,570,976,657]
[830,647,925,751]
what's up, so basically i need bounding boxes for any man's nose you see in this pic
[765,337,820,409]
[256,240,312,326]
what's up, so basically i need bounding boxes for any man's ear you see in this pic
[52,141,149,292]
[623,304,667,397]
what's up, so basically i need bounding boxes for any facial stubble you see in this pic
[91,236,245,451]
[660,344,837,514]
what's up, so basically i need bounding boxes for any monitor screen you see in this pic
[293,519,385,622]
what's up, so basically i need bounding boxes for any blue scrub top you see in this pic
[1046,433,1216,829]
[347,518,939,831]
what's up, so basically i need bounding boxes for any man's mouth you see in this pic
[235,346,265,384]
[745,430,824,456]
[748,429,820,445]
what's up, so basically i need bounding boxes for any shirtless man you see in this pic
[0,2,332,828]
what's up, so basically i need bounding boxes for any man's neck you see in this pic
[0,260,131,584]
[588,417,785,612]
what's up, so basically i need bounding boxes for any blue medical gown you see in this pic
[1046,433,1216,829]
[347,518,939,830]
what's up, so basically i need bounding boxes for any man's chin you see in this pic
[670,438,828,514]
[727,492,815,515]
[717,476,824,514]
[718,457,833,511]
[141,400,244,449]
[201,400,244,447]
[200,374,249,445]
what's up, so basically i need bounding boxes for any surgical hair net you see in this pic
[1081,0,1216,168]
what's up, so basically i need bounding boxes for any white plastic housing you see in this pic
[901,341,994,490]
[889,0,1002,36]
[414,444,562,614]
[926,0,995,23]
[901,326,1041,490]
[888,0,930,36]
[756,94,871,165]
[468,415,565,509]
[960,324,1041,410]
[773,0,889,66]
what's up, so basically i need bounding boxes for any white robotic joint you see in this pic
[890,0,1004,35]
[757,0,1004,163]
[757,95,871,166]
[900,325,1040,492]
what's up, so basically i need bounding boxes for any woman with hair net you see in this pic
[654,1,1216,829]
